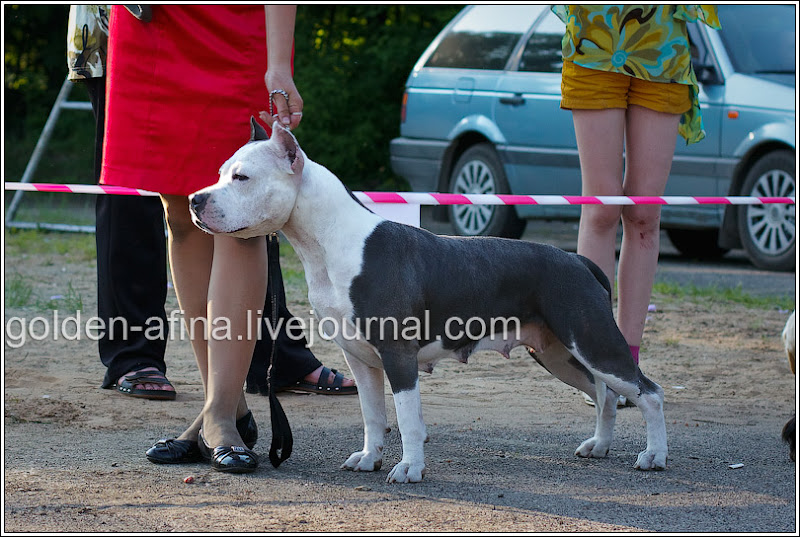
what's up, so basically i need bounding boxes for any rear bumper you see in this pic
[389,138,449,192]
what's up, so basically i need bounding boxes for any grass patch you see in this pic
[652,281,794,311]
[37,281,84,312]
[4,275,84,312]
[277,237,309,300]
[3,271,84,312]
[4,272,34,307]
[4,228,96,262]
[8,192,96,227]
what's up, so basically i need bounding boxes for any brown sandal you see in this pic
[116,369,177,400]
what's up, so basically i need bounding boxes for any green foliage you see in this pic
[294,5,462,189]
[4,4,96,185]
[4,4,70,126]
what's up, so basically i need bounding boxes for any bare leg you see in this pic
[573,105,680,348]
[161,195,213,440]
[201,233,267,447]
[160,195,251,443]
[572,108,626,285]
[617,105,680,347]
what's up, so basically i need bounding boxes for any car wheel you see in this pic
[448,144,525,238]
[736,150,796,271]
[666,228,730,259]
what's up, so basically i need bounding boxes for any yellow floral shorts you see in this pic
[561,60,692,115]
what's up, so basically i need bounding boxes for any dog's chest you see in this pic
[300,241,365,326]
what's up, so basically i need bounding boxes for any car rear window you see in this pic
[424,5,544,70]
[518,10,566,73]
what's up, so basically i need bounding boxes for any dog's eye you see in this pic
[232,173,249,182]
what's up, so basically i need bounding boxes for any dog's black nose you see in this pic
[191,193,209,213]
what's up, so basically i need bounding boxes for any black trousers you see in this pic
[84,77,320,391]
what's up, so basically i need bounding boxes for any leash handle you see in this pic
[266,232,293,467]
[268,90,290,129]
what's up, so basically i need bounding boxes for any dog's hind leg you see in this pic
[529,344,618,458]
[341,350,388,473]
[569,341,668,471]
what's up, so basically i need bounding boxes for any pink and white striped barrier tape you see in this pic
[355,191,795,206]
[3,182,795,205]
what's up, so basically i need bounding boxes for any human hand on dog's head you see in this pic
[263,69,303,131]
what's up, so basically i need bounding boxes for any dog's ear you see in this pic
[249,116,269,142]
[271,121,304,176]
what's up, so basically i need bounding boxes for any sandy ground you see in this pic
[3,228,797,534]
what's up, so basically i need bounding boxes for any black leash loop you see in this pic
[266,232,293,467]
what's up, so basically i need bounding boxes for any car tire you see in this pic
[666,228,730,260]
[736,150,796,271]
[448,144,525,238]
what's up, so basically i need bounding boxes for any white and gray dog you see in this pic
[189,119,668,483]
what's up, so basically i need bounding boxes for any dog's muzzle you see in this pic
[190,192,210,215]
[189,192,214,233]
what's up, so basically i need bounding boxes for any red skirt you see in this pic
[101,5,270,196]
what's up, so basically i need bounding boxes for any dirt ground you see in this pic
[3,231,797,533]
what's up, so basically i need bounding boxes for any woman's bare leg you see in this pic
[617,105,680,347]
[572,108,626,285]
[160,195,251,442]
[573,106,680,349]
[200,233,267,447]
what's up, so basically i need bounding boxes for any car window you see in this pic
[716,5,796,75]
[424,5,544,70]
[518,10,566,73]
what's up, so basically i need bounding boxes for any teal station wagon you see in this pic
[390,5,796,271]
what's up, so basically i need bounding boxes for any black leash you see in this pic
[266,232,293,467]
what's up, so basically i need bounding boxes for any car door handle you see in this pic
[499,94,525,106]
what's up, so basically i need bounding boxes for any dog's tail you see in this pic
[578,254,616,405]
[577,254,612,304]
[783,415,796,462]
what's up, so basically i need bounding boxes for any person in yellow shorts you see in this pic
[553,5,721,406]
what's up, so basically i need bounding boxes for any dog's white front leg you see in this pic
[340,351,387,472]
[387,379,427,483]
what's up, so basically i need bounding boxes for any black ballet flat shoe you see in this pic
[145,411,256,464]
[146,438,203,464]
[237,410,258,449]
[198,430,259,473]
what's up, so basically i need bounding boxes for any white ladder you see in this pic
[5,76,95,233]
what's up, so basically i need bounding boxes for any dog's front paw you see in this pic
[341,450,383,472]
[634,449,667,471]
[575,437,610,459]
[386,460,426,483]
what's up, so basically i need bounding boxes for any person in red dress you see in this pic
[101,5,333,472]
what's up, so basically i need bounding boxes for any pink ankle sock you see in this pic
[629,345,640,364]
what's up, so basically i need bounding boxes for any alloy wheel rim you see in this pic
[745,169,795,256]
[453,159,496,235]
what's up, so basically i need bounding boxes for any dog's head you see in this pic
[189,118,304,238]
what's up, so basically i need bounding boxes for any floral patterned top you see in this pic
[552,5,721,144]
[67,5,110,80]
